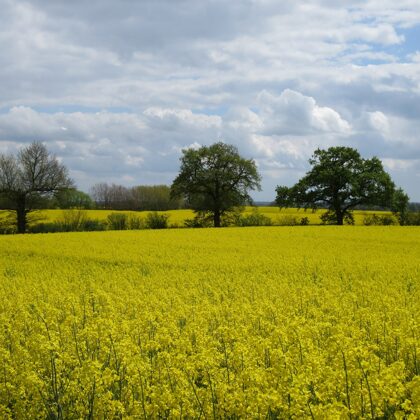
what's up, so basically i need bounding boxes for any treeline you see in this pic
[90,183,183,210]
[0,184,185,212]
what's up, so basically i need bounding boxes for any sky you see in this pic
[0,0,420,201]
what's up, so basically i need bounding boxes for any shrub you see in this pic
[184,213,213,228]
[276,215,299,226]
[107,213,128,230]
[28,218,106,233]
[363,214,397,226]
[380,215,397,225]
[60,209,89,231]
[0,225,16,234]
[0,211,16,234]
[234,209,272,227]
[300,217,310,226]
[145,212,169,229]
[403,212,420,226]
[321,210,354,225]
[128,214,144,230]
[82,219,107,231]
[28,222,63,233]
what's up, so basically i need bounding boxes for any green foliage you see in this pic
[233,208,273,227]
[91,183,183,211]
[0,210,16,234]
[391,187,410,225]
[107,213,128,230]
[127,214,144,230]
[54,188,94,209]
[405,212,420,226]
[78,219,107,231]
[28,222,64,233]
[276,215,299,226]
[363,214,397,226]
[320,210,355,225]
[184,213,213,228]
[276,147,397,225]
[145,211,169,229]
[59,209,89,231]
[300,216,309,225]
[131,185,182,210]
[28,211,106,233]
[171,142,261,227]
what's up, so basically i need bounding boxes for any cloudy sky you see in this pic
[1,0,420,201]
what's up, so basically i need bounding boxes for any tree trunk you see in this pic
[16,196,27,234]
[336,210,344,225]
[213,210,221,227]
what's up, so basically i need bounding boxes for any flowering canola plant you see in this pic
[0,227,419,418]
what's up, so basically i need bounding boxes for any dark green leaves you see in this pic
[276,147,401,225]
[171,142,261,227]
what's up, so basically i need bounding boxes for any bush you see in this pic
[363,214,397,226]
[0,211,16,234]
[28,218,106,233]
[145,212,169,229]
[300,217,310,226]
[184,218,206,228]
[320,210,354,225]
[276,215,299,226]
[0,225,16,234]
[59,209,90,231]
[81,219,107,231]
[28,222,63,234]
[128,214,144,230]
[233,209,272,227]
[405,212,420,226]
[107,213,128,230]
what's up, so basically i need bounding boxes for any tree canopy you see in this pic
[90,183,182,210]
[53,189,94,209]
[0,142,73,233]
[171,142,261,227]
[275,146,399,225]
[391,187,410,225]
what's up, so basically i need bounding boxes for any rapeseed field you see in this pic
[0,227,419,418]
[1,206,396,230]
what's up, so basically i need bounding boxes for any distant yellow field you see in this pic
[0,206,396,228]
[0,227,418,418]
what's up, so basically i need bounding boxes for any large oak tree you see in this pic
[171,142,261,227]
[0,142,73,233]
[275,147,399,225]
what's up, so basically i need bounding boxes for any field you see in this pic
[1,207,396,230]
[37,207,396,226]
[0,227,419,418]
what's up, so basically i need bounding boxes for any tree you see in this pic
[275,146,397,225]
[54,188,94,209]
[391,187,410,225]
[131,185,183,211]
[0,142,73,233]
[171,142,261,227]
[90,183,133,210]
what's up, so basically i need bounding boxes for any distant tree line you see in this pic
[0,183,183,212]
[90,183,184,211]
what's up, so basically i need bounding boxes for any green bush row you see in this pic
[4,209,420,234]
[27,210,170,233]
[363,214,397,226]
[184,209,310,228]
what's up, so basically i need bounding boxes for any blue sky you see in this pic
[0,0,419,201]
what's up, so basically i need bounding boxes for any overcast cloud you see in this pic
[0,0,419,200]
